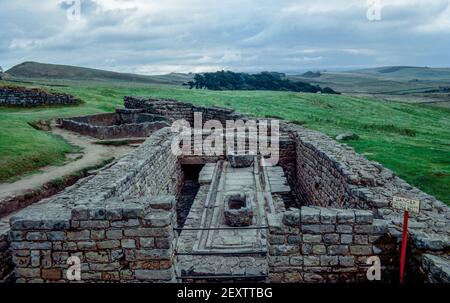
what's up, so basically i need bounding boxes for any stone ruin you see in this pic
[0,96,448,283]
[0,86,79,107]
[224,192,254,227]
[59,108,171,139]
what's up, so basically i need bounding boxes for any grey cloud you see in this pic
[0,0,449,74]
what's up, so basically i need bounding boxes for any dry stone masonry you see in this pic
[59,108,171,139]
[0,96,448,283]
[0,86,79,107]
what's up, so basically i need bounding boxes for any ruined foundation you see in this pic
[0,86,79,107]
[59,108,171,139]
[0,97,448,283]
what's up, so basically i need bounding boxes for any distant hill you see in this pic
[288,66,450,108]
[6,61,193,85]
[351,66,450,81]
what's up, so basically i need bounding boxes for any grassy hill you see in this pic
[6,61,193,85]
[289,66,450,108]
[353,66,450,81]
[0,80,449,205]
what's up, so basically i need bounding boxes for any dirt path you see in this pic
[0,127,133,201]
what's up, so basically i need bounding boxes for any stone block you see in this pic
[47,231,65,241]
[303,273,324,282]
[304,256,320,267]
[287,235,301,244]
[79,220,109,229]
[106,230,123,240]
[312,244,326,254]
[354,225,374,234]
[111,219,140,228]
[11,241,51,250]
[290,256,303,266]
[350,245,372,255]
[336,224,353,234]
[354,235,368,245]
[67,230,90,241]
[320,256,338,266]
[97,240,121,249]
[121,239,136,249]
[327,245,349,255]
[336,209,355,224]
[26,232,47,241]
[124,228,170,237]
[139,238,155,248]
[91,230,105,240]
[105,207,123,221]
[303,234,322,243]
[90,262,121,271]
[135,269,173,281]
[302,224,334,234]
[302,244,313,255]
[135,249,172,261]
[323,233,339,244]
[77,241,97,250]
[86,251,109,263]
[149,195,175,211]
[283,209,300,227]
[339,256,355,267]
[142,211,172,227]
[320,208,337,224]
[300,207,320,224]
[340,234,353,244]
[354,210,373,224]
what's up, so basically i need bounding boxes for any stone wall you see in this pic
[0,86,79,107]
[8,128,183,282]
[124,96,247,125]
[267,207,397,282]
[60,110,171,140]
[276,124,449,282]
[0,225,12,282]
[10,196,177,283]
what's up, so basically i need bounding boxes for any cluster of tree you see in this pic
[0,66,3,80]
[184,71,339,94]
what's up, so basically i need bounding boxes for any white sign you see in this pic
[392,196,420,214]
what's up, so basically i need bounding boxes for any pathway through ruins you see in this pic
[0,126,133,208]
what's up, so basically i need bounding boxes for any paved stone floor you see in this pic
[176,158,292,281]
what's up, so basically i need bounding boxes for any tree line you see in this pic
[183,71,339,94]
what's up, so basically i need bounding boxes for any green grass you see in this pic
[0,80,449,205]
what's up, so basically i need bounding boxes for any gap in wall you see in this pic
[176,164,204,230]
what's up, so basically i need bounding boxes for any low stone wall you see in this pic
[0,226,12,282]
[278,124,449,282]
[10,196,177,282]
[124,96,247,125]
[267,207,397,282]
[8,128,183,282]
[60,111,171,140]
[0,86,79,107]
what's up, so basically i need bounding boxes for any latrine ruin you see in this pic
[0,97,448,283]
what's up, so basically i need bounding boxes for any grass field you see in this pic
[0,81,449,204]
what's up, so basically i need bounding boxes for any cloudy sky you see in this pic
[1,0,450,74]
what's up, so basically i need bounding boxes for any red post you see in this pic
[399,210,409,283]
